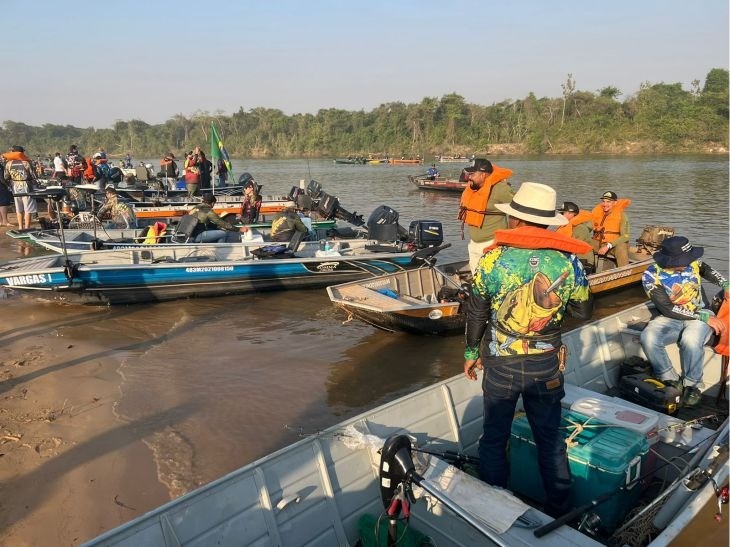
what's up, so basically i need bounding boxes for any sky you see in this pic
[2,0,728,129]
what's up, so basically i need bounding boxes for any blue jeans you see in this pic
[193,230,228,243]
[640,315,712,387]
[478,354,571,516]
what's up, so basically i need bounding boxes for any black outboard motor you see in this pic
[408,220,444,248]
[306,179,323,199]
[367,205,404,242]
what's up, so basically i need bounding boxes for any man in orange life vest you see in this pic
[458,158,514,272]
[591,190,630,270]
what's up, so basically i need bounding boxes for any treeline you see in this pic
[1,69,727,159]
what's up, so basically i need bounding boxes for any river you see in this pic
[1,155,728,498]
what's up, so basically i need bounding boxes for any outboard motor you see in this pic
[367,205,402,242]
[408,220,443,248]
[306,179,323,199]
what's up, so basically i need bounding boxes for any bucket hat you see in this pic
[495,182,568,226]
[653,236,704,268]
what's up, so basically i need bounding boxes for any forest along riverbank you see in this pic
[0,155,727,545]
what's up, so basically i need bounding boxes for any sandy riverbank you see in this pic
[0,218,170,545]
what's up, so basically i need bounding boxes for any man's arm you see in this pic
[612,212,630,247]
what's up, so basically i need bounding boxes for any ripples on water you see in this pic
[3,156,728,494]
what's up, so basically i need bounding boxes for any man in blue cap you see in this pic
[640,236,728,407]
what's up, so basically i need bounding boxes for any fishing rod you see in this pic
[533,421,729,538]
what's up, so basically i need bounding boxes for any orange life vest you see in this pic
[485,226,594,255]
[556,210,593,237]
[713,298,729,357]
[591,198,630,244]
[83,157,97,182]
[458,165,513,228]
[1,151,32,162]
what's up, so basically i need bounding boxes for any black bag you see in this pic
[620,356,653,378]
[251,245,294,259]
[618,373,682,415]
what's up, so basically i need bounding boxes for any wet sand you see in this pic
[0,219,172,545]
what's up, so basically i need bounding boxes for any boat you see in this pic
[0,233,448,305]
[326,239,664,334]
[390,157,424,165]
[408,173,467,192]
[333,157,367,165]
[436,154,474,164]
[129,194,295,221]
[24,218,339,252]
[81,300,729,546]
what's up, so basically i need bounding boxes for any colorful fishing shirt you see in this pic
[465,247,591,360]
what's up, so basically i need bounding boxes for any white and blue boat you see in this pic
[0,237,447,305]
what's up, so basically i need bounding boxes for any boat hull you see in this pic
[328,255,655,334]
[408,174,466,192]
[0,245,422,305]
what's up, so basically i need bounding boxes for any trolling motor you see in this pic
[378,435,509,546]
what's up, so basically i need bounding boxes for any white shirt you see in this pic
[53,156,65,172]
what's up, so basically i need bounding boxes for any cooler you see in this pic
[570,397,659,446]
[509,409,650,533]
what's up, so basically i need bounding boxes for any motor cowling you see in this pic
[408,220,443,248]
[367,205,400,242]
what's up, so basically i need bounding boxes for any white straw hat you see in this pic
[495,182,568,226]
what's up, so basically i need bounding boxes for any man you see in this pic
[66,144,85,184]
[463,181,593,518]
[426,164,439,180]
[591,191,630,270]
[160,152,179,191]
[2,145,38,230]
[189,192,247,243]
[640,236,728,407]
[270,205,308,242]
[96,186,137,229]
[556,201,594,267]
[457,158,514,272]
[52,152,67,182]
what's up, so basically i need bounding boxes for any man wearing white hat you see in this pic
[463,181,594,518]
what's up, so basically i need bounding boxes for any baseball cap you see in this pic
[558,201,579,214]
[601,191,618,201]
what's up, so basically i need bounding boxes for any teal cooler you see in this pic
[509,409,649,532]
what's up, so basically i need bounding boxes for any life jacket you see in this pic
[713,297,729,357]
[485,226,594,256]
[143,221,168,244]
[556,210,593,237]
[458,165,513,228]
[1,150,32,163]
[592,198,630,244]
[83,157,97,182]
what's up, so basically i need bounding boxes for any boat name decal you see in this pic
[185,266,235,273]
[316,262,340,272]
[6,274,48,286]
[589,269,632,285]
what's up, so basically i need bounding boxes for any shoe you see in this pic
[681,386,702,408]
[663,379,683,394]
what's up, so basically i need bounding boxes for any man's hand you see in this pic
[707,316,726,336]
[598,244,611,256]
[464,358,483,381]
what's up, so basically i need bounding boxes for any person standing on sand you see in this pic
[0,158,12,226]
[3,145,38,230]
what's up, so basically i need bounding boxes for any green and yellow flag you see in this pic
[210,123,233,182]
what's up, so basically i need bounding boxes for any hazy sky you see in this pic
[2,0,728,129]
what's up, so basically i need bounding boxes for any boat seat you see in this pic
[171,215,199,243]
